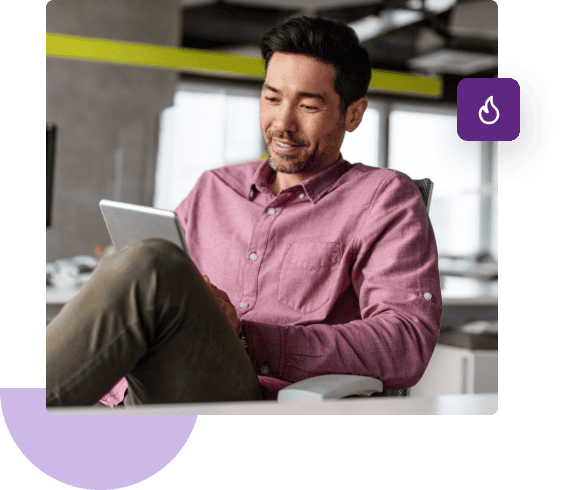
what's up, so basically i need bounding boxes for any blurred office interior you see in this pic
[46,0,498,403]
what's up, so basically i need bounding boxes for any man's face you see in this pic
[259,52,347,175]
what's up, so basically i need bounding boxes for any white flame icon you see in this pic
[479,95,500,125]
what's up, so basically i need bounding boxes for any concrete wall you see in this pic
[46,0,181,261]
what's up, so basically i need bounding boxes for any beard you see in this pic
[265,131,314,174]
[267,148,312,174]
[263,117,346,175]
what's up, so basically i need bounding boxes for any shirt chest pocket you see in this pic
[277,242,344,314]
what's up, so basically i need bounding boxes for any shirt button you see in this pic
[424,292,433,300]
[240,302,248,308]
[249,253,258,261]
[267,207,276,215]
[260,366,270,374]
[299,192,305,198]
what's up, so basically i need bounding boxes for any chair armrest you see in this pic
[277,375,383,402]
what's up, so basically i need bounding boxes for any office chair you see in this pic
[278,175,434,402]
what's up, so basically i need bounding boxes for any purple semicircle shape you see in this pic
[0,388,197,490]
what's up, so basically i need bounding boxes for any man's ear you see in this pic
[345,97,368,132]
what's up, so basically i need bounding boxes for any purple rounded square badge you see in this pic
[457,78,520,141]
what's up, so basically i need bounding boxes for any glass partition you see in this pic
[388,108,483,257]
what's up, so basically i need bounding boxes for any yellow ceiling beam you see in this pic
[47,33,442,97]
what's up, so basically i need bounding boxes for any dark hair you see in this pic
[260,16,372,113]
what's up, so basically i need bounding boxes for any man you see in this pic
[46,16,442,406]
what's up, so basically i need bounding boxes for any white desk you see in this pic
[440,276,497,329]
[441,277,497,308]
[48,393,497,415]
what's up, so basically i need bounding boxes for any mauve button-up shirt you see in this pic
[174,156,442,400]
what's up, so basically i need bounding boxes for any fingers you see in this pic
[201,275,241,334]
[214,288,230,303]
[202,276,230,303]
[203,275,219,296]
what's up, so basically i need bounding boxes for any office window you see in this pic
[154,83,262,211]
[340,104,380,167]
[388,108,482,257]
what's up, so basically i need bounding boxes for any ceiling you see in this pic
[180,0,498,102]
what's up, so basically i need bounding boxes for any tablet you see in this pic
[99,199,189,255]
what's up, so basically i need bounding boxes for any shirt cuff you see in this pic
[242,319,286,378]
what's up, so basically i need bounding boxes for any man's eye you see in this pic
[303,105,319,111]
[265,97,278,103]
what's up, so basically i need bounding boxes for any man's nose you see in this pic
[274,104,298,133]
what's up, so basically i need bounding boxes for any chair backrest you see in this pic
[413,178,434,211]
[387,169,433,211]
[373,175,434,398]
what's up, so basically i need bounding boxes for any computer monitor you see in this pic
[47,123,56,227]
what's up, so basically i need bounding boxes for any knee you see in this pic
[90,238,192,292]
[130,238,186,264]
[113,238,188,275]
[135,237,182,255]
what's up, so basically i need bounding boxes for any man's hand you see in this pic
[202,276,243,336]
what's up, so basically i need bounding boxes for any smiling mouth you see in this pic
[272,139,304,153]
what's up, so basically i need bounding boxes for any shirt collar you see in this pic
[249,155,350,203]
